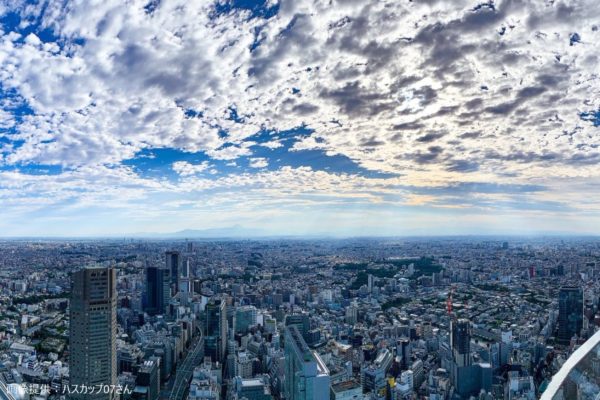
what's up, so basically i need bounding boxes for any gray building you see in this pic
[69,266,117,400]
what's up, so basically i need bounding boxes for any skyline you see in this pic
[1,0,599,236]
[1,228,599,239]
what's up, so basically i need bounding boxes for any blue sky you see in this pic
[0,0,599,236]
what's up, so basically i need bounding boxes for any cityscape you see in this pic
[0,0,599,399]
[0,237,597,399]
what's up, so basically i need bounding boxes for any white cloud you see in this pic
[0,0,598,234]
[248,157,268,168]
[172,161,211,176]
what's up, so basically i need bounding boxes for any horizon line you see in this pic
[0,233,599,240]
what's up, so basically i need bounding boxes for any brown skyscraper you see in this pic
[69,266,117,400]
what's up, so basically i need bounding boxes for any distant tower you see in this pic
[69,266,117,400]
[451,318,471,367]
[165,251,181,294]
[368,274,374,292]
[558,286,583,343]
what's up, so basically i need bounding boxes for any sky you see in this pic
[0,0,599,237]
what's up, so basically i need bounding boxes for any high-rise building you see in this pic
[367,274,374,292]
[235,306,258,334]
[397,338,411,370]
[166,251,181,294]
[135,359,160,400]
[144,266,170,316]
[558,286,584,343]
[285,314,310,339]
[454,363,492,398]
[69,266,117,400]
[345,303,358,325]
[451,318,471,367]
[284,325,330,400]
[179,259,191,304]
[205,298,227,363]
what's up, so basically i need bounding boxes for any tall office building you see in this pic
[397,338,411,370]
[69,266,117,400]
[285,314,310,339]
[134,359,160,400]
[144,266,170,316]
[205,298,227,363]
[235,305,258,334]
[284,325,330,400]
[345,303,358,325]
[178,258,191,304]
[451,318,471,367]
[165,251,181,294]
[367,274,374,292]
[558,286,584,343]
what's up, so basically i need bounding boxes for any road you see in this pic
[167,332,204,400]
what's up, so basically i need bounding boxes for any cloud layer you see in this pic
[0,0,599,235]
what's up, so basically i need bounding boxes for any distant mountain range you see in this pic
[134,225,270,238]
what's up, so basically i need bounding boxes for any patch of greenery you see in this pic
[334,262,370,271]
[410,257,443,278]
[475,284,510,292]
[347,257,444,288]
[524,294,550,306]
[13,292,70,305]
[382,297,411,311]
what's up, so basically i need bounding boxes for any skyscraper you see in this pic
[345,303,358,325]
[451,318,471,367]
[284,325,330,400]
[69,266,117,400]
[135,359,160,400]
[234,305,258,334]
[558,286,584,343]
[165,251,181,294]
[144,266,170,316]
[397,338,411,370]
[205,298,227,363]
[178,258,191,303]
[285,313,310,340]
